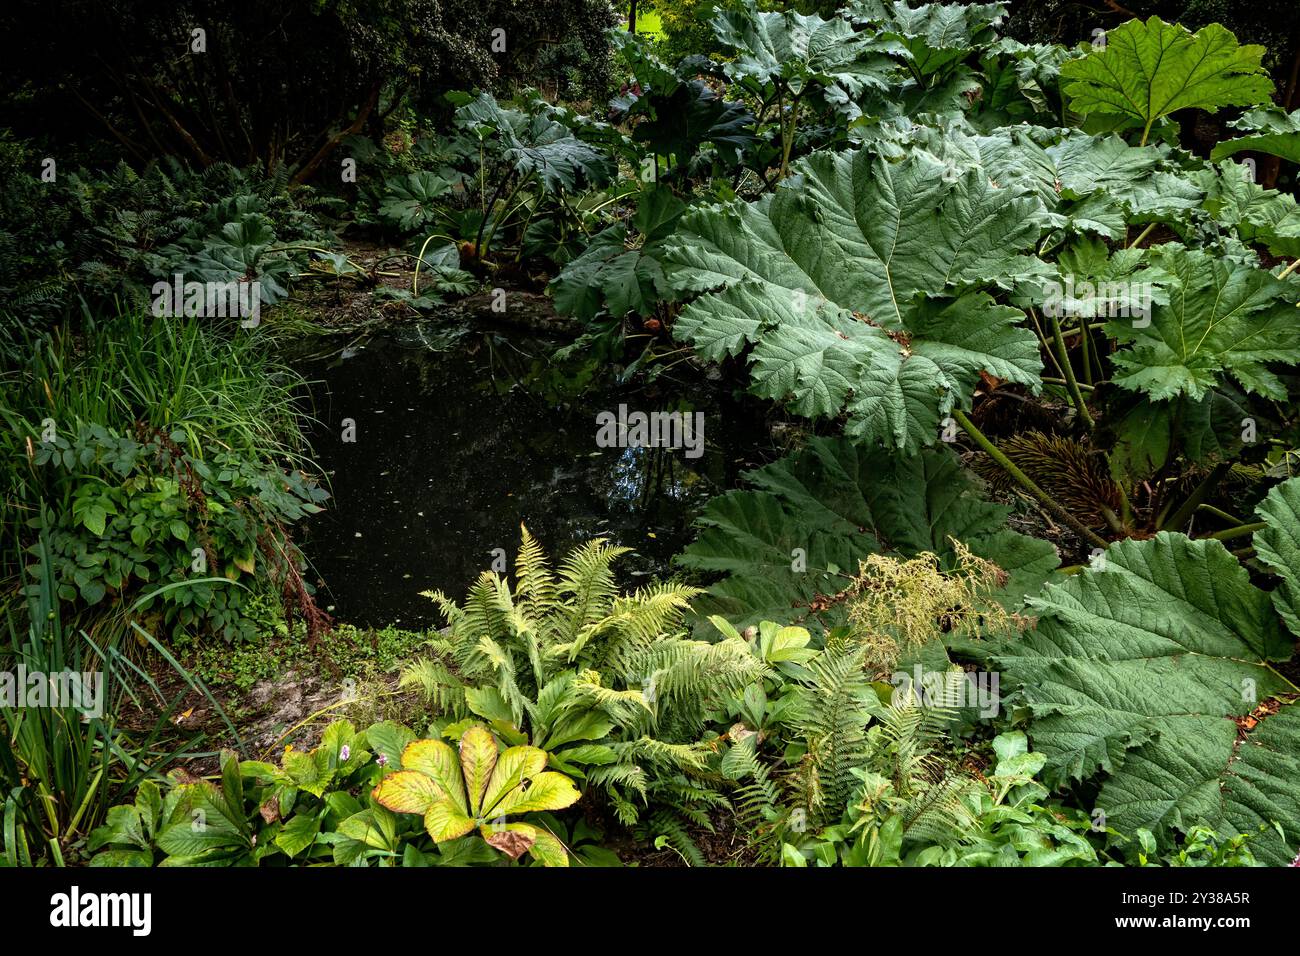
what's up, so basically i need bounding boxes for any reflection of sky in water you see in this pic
[302,326,765,626]
[606,445,699,508]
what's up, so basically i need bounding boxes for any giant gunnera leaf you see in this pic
[1060,17,1273,145]
[675,436,1059,629]
[1210,107,1300,167]
[665,149,1047,453]
[1254,476,1300,639]
[993,533,1300,865]
[1106,245,1300,402]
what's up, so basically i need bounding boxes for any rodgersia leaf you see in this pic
[992,532,1300,864]
[1106,245,1300,402]
[676,436,1059,629]
[666,149,1046,451]
[1060,17,1273,143]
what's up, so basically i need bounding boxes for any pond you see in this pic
[299,320,771,628]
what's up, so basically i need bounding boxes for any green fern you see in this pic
[789,643,878,824]
[401,525,765,825]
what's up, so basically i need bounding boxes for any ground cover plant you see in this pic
[2,0,1300,875]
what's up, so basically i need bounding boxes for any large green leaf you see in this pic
[676,436,1059,629]
[1210,107,1300,166]
[1200,160,1300,260]
[849,0,1008,78]
[1106,245,1300,402]
[1254,477,1300,638]
[666,149,1046,452]
[550,187,686,321]
[712,1,902,107]
[993,532,1300,864]
[1060,17,1273,144]
[455,92,615,192]
[1047,133,1204,228]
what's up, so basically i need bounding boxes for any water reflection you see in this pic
[300,322,765,627]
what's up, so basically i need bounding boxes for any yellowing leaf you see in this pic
[371,770,444,815]
[487,771,581,817]
[480,745,548,818]
[401,738,466,814]
[458,724,498,815]
[423,799,476,842]
[526,827,570,867]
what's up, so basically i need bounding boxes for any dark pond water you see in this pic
[299,321,769,628]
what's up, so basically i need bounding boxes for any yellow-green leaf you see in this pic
[479,745,548,818]
[401,738,466,814]
[458,725,498,815]
[371,770,443,815]
[423,799,476,842]
[487,771,581,817]
[527,827,570,867]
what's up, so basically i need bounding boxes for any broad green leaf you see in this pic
[88,849,153,867]
[1106,245,1300,401]
[337,808,399,851]
[848,0,1007,79]
[677,436,1059,629]
[454,93,614,192]
[1254,477,1300,637]
[365,721,417,770]
[1210,107,1300,166]
[379,172,452,232]
[273,813,321,858]
[712,2,902,108]
[1047,133,1203,227]
[1060,17,1273,144]
[1200,160,1300,259]
[666,150,1046,451]
[88,805,148,852]
[993,532,1300,864]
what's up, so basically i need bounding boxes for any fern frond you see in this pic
[643,810,706,867]
[515,523,557,615]
[398,656,468,718]
[791,644,875,823]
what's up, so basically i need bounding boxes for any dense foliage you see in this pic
[4,1,1300,871]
